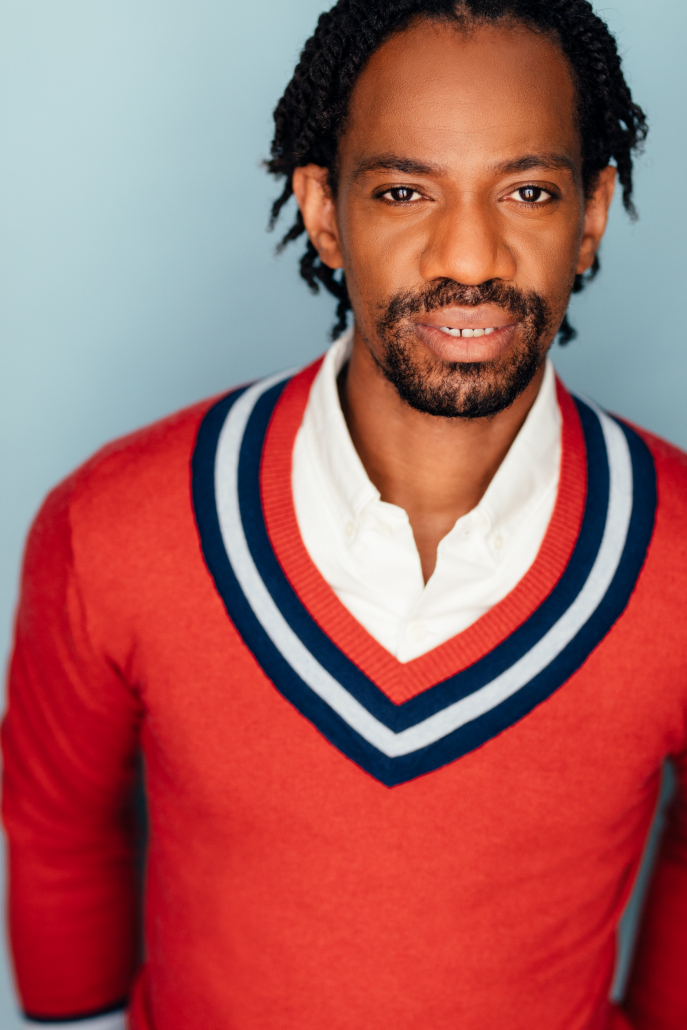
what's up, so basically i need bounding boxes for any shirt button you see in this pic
[409,623,427,642]
[345,521,355,538]
[494,533,503,550]
[378,521,392,536]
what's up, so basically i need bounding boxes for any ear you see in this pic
[292,165,343,270]
[576,166,617,276]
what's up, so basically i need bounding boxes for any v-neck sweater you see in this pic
[3,359,687,1030]
[292,333,561,662]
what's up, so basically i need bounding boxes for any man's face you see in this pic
[305,18,611,418]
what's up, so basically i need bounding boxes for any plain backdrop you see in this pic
[1,1,685,1023]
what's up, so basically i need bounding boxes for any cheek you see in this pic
[340,208,425,302]
[510,217,583,293]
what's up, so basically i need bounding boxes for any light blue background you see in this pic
[0,1,685,1023]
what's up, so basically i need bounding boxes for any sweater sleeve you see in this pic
[2,476,142,1021]
[24,1009,127,1030]
[624,753,687,1029]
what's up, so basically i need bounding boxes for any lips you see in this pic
[418,305,516,335]
[415,320,518,363]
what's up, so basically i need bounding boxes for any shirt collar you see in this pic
[302,328,382,522]
[465,356,561,542]
[300,329,561,548]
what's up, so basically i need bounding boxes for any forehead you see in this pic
[341,19,580,170]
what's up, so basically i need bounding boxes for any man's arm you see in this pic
[2,477,142,1022]
[624,753,687,1029]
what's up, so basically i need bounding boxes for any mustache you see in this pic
[378,278,550,330]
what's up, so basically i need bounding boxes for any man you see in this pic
[3,1,685,1028]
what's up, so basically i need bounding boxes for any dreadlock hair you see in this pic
[266,0,647,344]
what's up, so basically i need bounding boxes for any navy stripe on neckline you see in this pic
[192,377,656,787]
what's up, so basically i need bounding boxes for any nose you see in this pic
[418,194,517,286]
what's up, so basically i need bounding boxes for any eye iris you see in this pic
[392,187,413,202]
[520,186,543,203]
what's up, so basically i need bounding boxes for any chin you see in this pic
[379,332,544,420]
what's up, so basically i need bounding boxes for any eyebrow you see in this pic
[351,152,579,182]
[496,153,580,180]
[351,156,442,181]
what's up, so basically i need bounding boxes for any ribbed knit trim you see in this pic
[260,360,587,704]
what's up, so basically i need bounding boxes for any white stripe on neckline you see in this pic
[214,374,632,759]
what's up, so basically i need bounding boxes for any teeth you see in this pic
[438,326,497,338]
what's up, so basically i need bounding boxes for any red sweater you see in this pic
[3,360,687,1030]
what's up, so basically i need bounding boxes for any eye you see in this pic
[507,185,552,205]
[381,186,423,204]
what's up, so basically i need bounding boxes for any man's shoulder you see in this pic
[627,419,687,495]
[74,392,227,497]
[32,388,240,556]
[619,420,687,548]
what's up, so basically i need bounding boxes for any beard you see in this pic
[368,278,554,419]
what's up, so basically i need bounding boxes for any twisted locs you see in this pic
[267,0,647,343]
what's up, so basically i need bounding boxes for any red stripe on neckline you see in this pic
[260,358,587,705]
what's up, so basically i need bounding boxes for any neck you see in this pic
[338,329,546,582]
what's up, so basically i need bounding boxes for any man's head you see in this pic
[268,1,646,419]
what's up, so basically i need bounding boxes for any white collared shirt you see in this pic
[292,331,561,663]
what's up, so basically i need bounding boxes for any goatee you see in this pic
[370,278,554,419]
